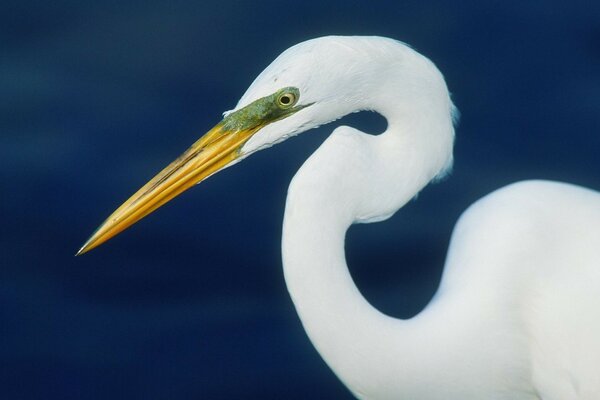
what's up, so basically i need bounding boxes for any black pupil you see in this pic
[280,95,291,105]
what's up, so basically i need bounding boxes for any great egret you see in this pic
[78,36,600,399]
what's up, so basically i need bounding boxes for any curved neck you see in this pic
[280,43,462,398]
[282,193,400,398]
[281,113,455,398]
[276,38,539,399]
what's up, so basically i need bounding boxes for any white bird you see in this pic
[78,36,600,399]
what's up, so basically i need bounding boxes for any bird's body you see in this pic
[80,36,600,399]
[286,175,600,399]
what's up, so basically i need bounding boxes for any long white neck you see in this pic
[280,42,523,399]
[281,112,455,399]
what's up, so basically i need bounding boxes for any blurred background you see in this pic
[1,1,599,399]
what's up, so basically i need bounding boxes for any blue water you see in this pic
[1,1,599,399]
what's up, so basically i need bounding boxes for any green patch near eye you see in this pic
[222,87,307,132]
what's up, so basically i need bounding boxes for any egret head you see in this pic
[77,36,452,254]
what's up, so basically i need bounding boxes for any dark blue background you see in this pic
[2,1,599,399]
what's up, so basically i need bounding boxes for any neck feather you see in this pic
[281,106,455,398]
[278,39,536,399]
[280,40,465,397]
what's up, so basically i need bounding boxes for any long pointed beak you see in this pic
[77,121,261,255]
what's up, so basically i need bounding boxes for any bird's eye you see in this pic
[277,92,297,108]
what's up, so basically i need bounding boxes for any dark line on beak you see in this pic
[135,146,205,204]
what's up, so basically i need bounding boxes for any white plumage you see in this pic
[231,36,600,399]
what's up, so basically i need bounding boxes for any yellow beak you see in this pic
[76,121,261,255]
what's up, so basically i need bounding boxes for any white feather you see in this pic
[235,36,600,399]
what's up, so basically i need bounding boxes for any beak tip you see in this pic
[75,244,89,257]
[75,235,96,256]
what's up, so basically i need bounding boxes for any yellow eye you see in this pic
[277,92,297,108]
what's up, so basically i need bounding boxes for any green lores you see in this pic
[222,87,309,132]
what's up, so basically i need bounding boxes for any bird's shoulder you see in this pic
[442,179,600,283]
